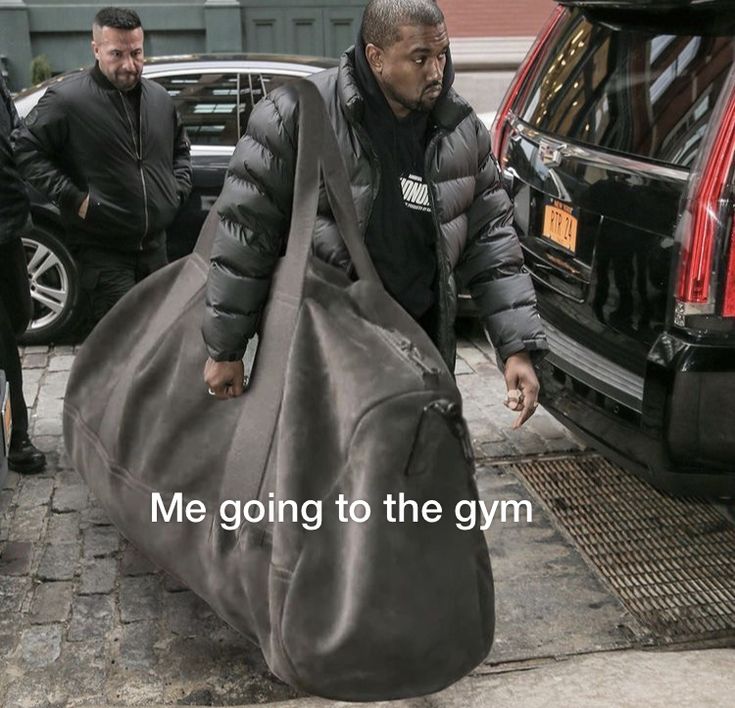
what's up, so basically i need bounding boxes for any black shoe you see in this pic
[8,434,46,474]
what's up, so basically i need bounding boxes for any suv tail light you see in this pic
[724,223,735,316]
[491,5,565,162]
[675,69,735,326]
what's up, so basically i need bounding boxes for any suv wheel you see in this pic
[20,226,80,345]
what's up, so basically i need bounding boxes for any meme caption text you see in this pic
[152,492,533,531]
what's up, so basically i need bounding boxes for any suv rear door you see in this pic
[500,4,735,411]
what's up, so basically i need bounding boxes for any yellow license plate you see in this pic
[542,200,578,252]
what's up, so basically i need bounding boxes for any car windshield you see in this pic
[517,9,735,168]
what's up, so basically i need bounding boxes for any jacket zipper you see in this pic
[118,91,149,249]
[424,128,452,360]
[353,123,381,240]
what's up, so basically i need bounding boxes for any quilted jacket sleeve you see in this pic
[202,88,299,361]
[13,88,87,215]
[455,117,548,361]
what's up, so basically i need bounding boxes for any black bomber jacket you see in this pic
[13,64,192,252]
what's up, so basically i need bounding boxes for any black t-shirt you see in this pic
[354,43,438,320]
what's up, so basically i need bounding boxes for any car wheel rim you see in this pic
[22,236,70,332]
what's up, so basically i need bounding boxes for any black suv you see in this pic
[13,54,335,344]
[492,0,735,496]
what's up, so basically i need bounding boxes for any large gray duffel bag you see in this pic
[63,80,494,701]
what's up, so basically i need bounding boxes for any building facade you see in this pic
[0,0,555,109]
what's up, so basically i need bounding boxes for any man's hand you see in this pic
[78,194,90,219]
[503,351,540,429]
[203,358,245,400]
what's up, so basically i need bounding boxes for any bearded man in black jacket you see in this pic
[14,6,192,333]
[0,74,45,474]
[203,0,547,427]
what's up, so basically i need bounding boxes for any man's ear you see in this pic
[365,43,383,74]
[91,40,99,60]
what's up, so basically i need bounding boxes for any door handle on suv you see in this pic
[526,266,586,304]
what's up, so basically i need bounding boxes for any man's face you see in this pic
[92,26,144,91]
[367,23,449,118]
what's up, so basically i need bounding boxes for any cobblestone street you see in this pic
[1,337,584,706]
[2,346,315,706]
[2,339,734,707]
[4,0,735,704]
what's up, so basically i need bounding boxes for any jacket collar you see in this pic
[337,45,472,132]
[90,62,143,95]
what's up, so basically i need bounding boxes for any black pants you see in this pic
[0,239,32,438]
[74,242,167,336]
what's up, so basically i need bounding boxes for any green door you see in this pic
[243,3,363,57]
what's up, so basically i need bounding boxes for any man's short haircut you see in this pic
[93,7,142,31]
[361,0,444,48]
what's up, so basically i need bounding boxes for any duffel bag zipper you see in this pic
[374,326,441,383]
[426,399,475,463]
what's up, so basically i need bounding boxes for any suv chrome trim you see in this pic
[527,264,586,304]
[543,320,645,412]
[513,118,691,184]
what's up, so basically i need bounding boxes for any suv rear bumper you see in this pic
[538,325,735,499]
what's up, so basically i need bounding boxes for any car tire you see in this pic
[19,226,80,345]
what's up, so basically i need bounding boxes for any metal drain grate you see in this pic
[505,455,735,643]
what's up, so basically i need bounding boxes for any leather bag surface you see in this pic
[63,80,494,701]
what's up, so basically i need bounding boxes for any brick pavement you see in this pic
[455,336,583,461]
[0,338,583,706]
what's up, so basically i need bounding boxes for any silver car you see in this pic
[14,54,335,344]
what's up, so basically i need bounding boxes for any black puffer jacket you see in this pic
[13,65,191,252]
[0,75,29,247]
[204,48,547,367]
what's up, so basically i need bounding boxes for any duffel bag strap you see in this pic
[221,80,375,503]
[192,207,220,261]
[278,81,381,303]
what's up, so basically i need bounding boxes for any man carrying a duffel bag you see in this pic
[203,0,547,425]
[0,74,46,474]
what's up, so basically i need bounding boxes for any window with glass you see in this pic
[153,73,240,146]
[237,73,301,135]
[153,71,303,145]
[517,12,735,168]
